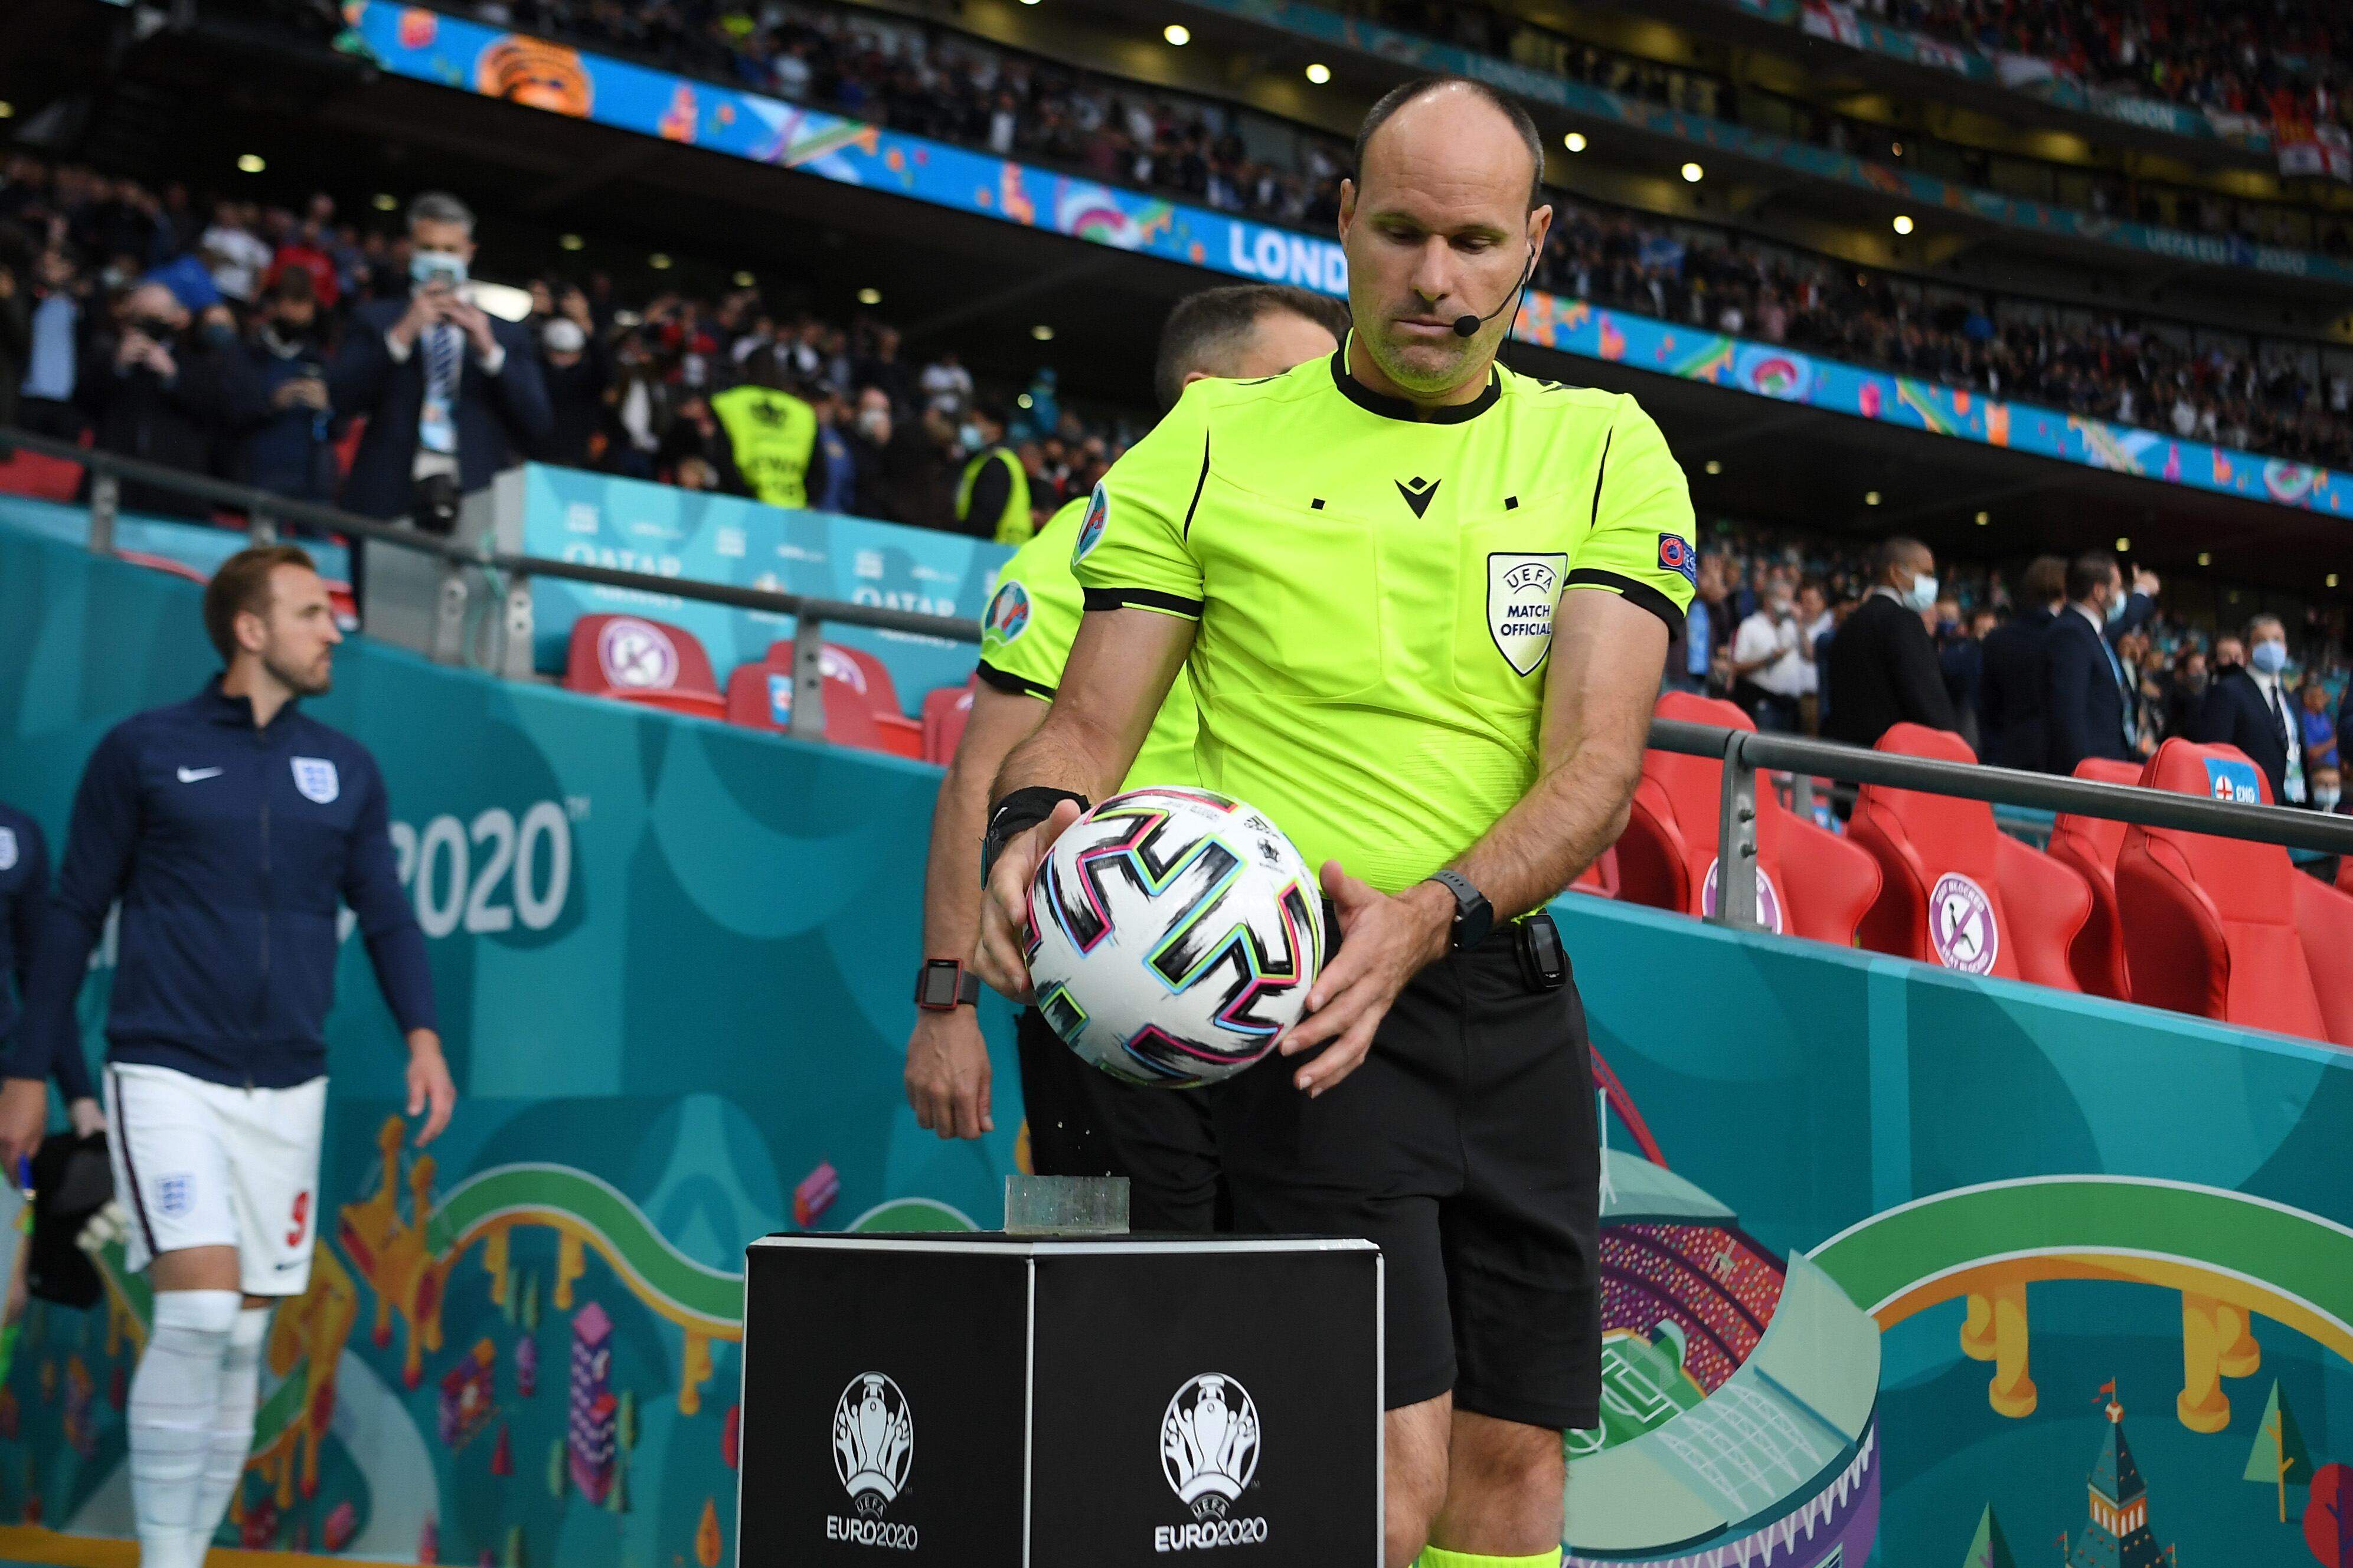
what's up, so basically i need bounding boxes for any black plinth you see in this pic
[738,1232,1383,1564]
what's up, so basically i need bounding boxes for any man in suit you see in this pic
[327,192,550,529]
[2192,614,2299,803]
[2042,551,2160,777]
[1825,536,1960,751]
[1977,554,2065,770]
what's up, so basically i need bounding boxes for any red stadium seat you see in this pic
[1848,723,2089,988]
[113,549,210,585]
[1616,693,1878,945]
[1567,846,1619,899]
[2045,757,2146,1001]
[921,681,976,764]
[725,660,923,758]
[2115,739,2333,1042]
[759,639,923,757]
[562,614,726,719]
[2293,875,2353,1049]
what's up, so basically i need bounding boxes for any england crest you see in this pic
[0,827,15,871]
[290,757,340,804]
[1486,552,1568,676]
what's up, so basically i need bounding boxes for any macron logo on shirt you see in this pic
[177,767,224,784]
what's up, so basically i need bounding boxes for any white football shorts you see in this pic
[103,1063,328,1297]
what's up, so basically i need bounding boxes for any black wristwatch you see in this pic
[914,959,982,1010]
[1426,870,1494,951]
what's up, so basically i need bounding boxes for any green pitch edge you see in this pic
[426,1164,746,1326]
[1808,1176,2353,1328]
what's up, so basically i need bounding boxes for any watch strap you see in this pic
[1426,869,1494,951]
[914,959,982,1010]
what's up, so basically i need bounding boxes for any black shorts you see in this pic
[1014,1005,1225,1233]
[1210,927,1601,1430]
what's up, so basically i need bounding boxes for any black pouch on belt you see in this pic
[1514,911,1568,991]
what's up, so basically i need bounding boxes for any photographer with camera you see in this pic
[80,280,238,521]
[327,192,548,532]
[227,268,340,507]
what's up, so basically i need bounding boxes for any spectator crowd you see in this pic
[0,153,1132,536]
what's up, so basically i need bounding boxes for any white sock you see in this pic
[188,1305,270,1557]
[129,1289,240,1568]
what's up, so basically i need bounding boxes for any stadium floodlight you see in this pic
[1018,393,1034,409]
[2331,573,2342,588]
[1032,324,1057,341]
[1681,162,1704,183]
[373,193,398,212]
[237,154,266,174]
[1975,510,1989,525]
[649,253,673,270]
[733,270,756,287]
[1704,460,1723,475]
[1864,490,1881,506]
[1305,63,1331,84]
[857,287,883,305]
[1164,23,1191,44]
[2115,535,2130,551]
[0,102,13,119]
[1891,215,1914,235]
[558,233,584,251]
[1564,132,1588,152]
[2198,552,2212,566]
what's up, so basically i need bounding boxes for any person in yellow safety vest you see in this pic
[953,402,1033,544]
[709,359,832,509]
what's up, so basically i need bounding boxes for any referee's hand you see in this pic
[972,800,1085,1002]
[1279,863,1452,1097]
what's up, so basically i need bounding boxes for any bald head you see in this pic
[122,283,187,329]
[1339,78,1554,406]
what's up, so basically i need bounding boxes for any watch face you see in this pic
[919,964,962,1008]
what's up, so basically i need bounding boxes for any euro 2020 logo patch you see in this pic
[984,580,1032,647]
[1156,1373,1270,1550]
[828,1371,916,1549]
[1657,533,1697,588]
[1071,482,1109,566]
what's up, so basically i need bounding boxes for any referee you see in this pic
[904,283,1345,1229]
[973,78,1694,1568]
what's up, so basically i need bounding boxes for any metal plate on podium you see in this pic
[740,1233,1382,1564]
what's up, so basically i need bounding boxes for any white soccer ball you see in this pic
[1025,788,1326,1088]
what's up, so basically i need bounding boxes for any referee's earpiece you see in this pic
[1452,243,1539,339]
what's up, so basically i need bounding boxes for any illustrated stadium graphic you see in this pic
[1566,1153,1879,1568]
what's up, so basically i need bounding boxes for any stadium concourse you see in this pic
[2,0,2353,1562]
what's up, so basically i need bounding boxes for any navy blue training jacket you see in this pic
[8,680,437,1089]
[0,803,93,1102]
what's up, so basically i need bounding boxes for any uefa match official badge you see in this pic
[827,1372,917,1550]
[1486,552,1569,676]
[1156,1373,1270,1550]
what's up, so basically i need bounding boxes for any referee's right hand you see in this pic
[0,1078,47,1178]
[972,799,1085,1002]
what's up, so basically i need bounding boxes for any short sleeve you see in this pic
[975,501,1086,701]
[1564,397,1697,639]
[1071,394,1210,620]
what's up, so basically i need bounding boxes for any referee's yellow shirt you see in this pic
[975,497,1201,791]
[1074,346,1697,894]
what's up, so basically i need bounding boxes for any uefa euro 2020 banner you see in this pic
[8,516,2353,1564]
[338,2,2353,523]
[515,464,1011,709]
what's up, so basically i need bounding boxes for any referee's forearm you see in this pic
[1453,736,1646,921]
[920,745,994,961]
[991,708,1129,811]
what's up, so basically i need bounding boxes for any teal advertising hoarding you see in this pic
[2,518,2351,1564]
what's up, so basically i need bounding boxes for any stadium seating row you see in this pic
[1608,693,2353,1049]
[561,611,970,765]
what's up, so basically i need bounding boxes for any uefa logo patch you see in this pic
[1929,872,1999,974]
[597,617,679,690]
[1071,482,1109,565]
[1656,533,1697,587]
[983,580,1032,646]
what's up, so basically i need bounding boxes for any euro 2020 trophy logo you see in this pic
[834,1372,914,1519]
[1162,1373,1261,1521]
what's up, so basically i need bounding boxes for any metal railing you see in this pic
[1650,719,2353,931]
[11,427,2348,930]
[1,427,981,742]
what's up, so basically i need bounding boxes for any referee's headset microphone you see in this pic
[1450,243,1538,338]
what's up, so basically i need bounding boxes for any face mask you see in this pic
[957,423,983,453]
[202,322,237,349]
[1769,598,1793,620]
[1900,572,1939,613]
[2317,788,2342,812]
[2105,591,2129,625]
[2182,670,2208,694]
[2250,640,2288,675]
[409,250,469,290]
[855,409,888,438]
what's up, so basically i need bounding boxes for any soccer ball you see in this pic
[1026,788,1325,1088]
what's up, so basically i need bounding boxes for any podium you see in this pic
[740,1233,1383,1564]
